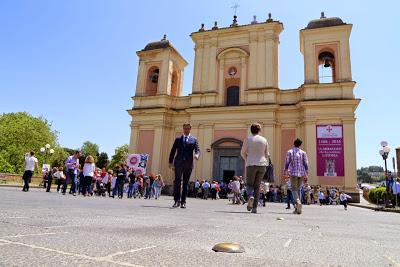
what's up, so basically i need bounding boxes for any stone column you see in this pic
[200,42,210,91]
[342,119,357,192]
[240,57,247,104]
[262,122,275,162]
[151,126,164,174]
[339,36,352,82]
[129,124,140,153]
[202,124,214,179]
[304,42,317,84]
[191,124,200,181]
[265,33,274,88]
[208,38,218,92]
[158,56,171,95]
[217,59,225,105]
[256,33,266,88]
[303,120,317,186]
[161,126,174,186]
[248,31,258,89]
[265,32,279,88]
[179,70,184,96]
[396,148,400,177]
[192,43,204,93]
[135,60,146,96]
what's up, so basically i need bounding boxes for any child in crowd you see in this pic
[78,168,85,195]
[106,170,113,197]
[127,170,136,198]
[232,176,241,204]
[318,189,325,206]
[339,191,352,210]
[55,167,66,193]
[111,173,117,198]
[134,178,140,198]
[154,174,164,200]
[45,167,57,192]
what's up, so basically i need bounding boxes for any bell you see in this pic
[319,52,334,68]
[150,73,159,83]
[323,59,331,68]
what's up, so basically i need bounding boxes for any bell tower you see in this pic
[300,12,353,84]
[135,35,187,97]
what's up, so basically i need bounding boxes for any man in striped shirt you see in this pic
[284,138,309,214]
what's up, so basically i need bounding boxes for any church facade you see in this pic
[128,13,360,200]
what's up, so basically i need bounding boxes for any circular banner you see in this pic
[126,154,140,168]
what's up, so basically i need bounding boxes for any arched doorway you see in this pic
[211,138,244,183]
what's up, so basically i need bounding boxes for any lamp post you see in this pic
[379,141,391,208]
[40,144,55,166]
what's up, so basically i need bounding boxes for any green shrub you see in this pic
[368,187,387,204]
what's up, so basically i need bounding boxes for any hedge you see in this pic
[368,187,387,204]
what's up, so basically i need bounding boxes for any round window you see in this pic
[228,67,237,77]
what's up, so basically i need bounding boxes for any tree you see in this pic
[0,112,58,173]
[96,152,109,169]
[368,166,384,172]
[50,147,70,168]
[81,141,99,163]
[357,171,372,183]
[63,147,76,156]
[0,154,13,173]
[108,144,128,170]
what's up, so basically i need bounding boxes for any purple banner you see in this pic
[316,125,344,177]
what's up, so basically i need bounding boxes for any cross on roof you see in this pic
[231,3,240,16]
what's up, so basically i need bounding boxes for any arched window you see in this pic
[226,86,239,106]
[145,67,159,96]
[318,52,335,83]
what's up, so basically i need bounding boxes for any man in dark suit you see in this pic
[169,123,200,208]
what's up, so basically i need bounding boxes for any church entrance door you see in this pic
[220,156,238,183]
[211,138,244,182]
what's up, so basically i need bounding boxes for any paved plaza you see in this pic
[0,187,399,267]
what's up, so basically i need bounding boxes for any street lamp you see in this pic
[379,141,391,208]
[40,144,55,166]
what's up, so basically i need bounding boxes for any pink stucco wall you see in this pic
[137,130,155,171]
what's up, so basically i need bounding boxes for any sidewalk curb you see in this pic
[349,203,400,213]
[0,184,43,189]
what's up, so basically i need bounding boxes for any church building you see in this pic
[128,13,360,201]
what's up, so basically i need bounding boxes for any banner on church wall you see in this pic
[126,154,149,175]
[316,125,344,177]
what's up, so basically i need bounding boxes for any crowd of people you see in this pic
[22,154,351,212]
[187,177,351,210]
[44,164,164,200]
[21,122,352,213]
[24,151,165,200]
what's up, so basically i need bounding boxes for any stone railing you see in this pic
[0,173,42,184]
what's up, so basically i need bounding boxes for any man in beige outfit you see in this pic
[240,123,270,214]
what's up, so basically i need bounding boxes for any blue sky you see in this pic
[0,0,399,170]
